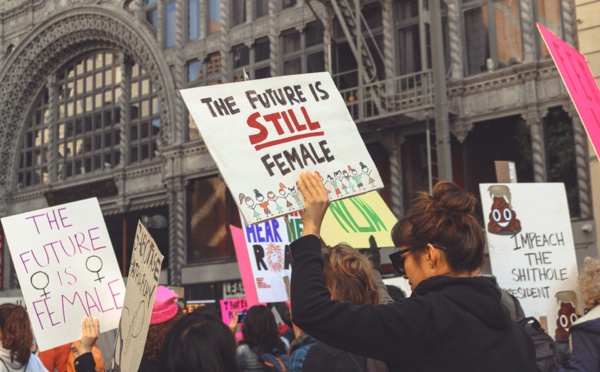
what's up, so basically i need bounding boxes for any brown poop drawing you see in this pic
[487,185,521,235]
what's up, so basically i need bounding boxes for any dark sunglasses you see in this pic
[388,244,447,275]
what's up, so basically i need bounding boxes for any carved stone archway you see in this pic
[0,7,177,189]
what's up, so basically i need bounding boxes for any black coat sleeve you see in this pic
[74,352,96,372]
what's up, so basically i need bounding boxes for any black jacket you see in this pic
[303,341,388,372]
[290,235,536,372]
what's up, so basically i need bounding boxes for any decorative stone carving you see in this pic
[450,117,473,144]
[0,8,175,189]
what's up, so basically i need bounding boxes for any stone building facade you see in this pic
[0,0,594,300]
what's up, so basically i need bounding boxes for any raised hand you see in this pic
[297,171,330,238]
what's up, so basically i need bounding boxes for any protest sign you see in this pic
[112,221,164,372]
[231,212,300,304]
[231,225,260,307]
[181,72,383,224]
[538,23,600,157]
[220,297,248,326]
[480,183,580,339]
[0,198,125,351]
[321,191,397,249]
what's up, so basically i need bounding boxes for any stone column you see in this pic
[444,0,463,80]
[520,0,536,63]
[167,177,186,285]
[561,0,575,46]
[268,0,279,77]
[566,104,592,219]
[220,0,230,83]
[117,53,131,167]
[522,110,547,182]
[172,0,186,144]
[380,133,405,218]
[46,75,58,182]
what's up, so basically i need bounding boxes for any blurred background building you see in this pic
[0,0,596,301]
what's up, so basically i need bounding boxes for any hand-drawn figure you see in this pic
[315,171,333,199]
[268,191,284,214]
[254,189,272,218]
[555,290,581,341]
[86,255,105,283]
[335,170,348,195]
[266,243,285,273]
[486,185,521,235]
[360,162,376,188]
[112,300,146,371]
[239,193,262,221]
[288,186,304,209]
[328,174,342,198]
[30,271,50,298]
[279,183,294,211]
[343,169,355,192]
[349,166,364,190]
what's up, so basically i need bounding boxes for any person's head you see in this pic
[0,304,33,366]
[322,244,380,305]
[144,286,184,362]
[579,257,600,310]
[160,312,240,372]
[390,181,485,289]
[241,305,286,354]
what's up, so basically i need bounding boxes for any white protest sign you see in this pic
[236,213,301,303]
[112,221,164,372]
[0,198,125,351]
[181,72,383,224]
[480,183,580,339]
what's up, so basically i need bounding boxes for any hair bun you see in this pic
[431,181,477,214]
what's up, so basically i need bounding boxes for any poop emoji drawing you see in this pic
[486,185,521,235]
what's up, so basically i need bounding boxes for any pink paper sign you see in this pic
[230,225,260,307]
[220,297,248,325]
[538,23,600,157]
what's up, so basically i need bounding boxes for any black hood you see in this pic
[413,276,509,329]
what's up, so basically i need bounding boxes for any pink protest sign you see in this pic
[538,23,600,157]
[230,225,260,307]
[220,297,248,326]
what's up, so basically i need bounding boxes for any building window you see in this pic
[463,0,523,75]
[281,0,296,10]
[396,0,421,75]
[535,0,562,58]
[256,0,269,19]
[208,0,221,33]
[187,59,203,83]
[189,0,200,41]
[17,51,161,188]
[187,177,240,263]
[185,53,222,140]
[232,38,271,82]
[145,0,158,29]
[165,1,177,48]
[281,21,324,76]
[231,0,246,27]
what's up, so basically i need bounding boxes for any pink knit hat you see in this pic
[150,286,179,325]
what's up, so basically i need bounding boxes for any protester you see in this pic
[39,344,70,372]
[290,171,536,372]
[0,303,47,372]
[236,305,289,372]
[559,256,600,371]
[73,317,99,372]
[160,312,241,372]
[287,331,317,372]
[385,285,406,301]
[302,243,388,372]
[140,286,184,372]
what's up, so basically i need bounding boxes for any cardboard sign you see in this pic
[220,297,248,326]
[480,183,581,339]
[181,72,383,224]
[0,198,125,351]
[231,212,300,304]
[538,23,600,157]
[112,221,164,372]
[321,191,397,249]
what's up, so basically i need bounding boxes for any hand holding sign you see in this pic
[297,171,330,238]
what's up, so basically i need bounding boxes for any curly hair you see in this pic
[0,304,33,366]
[579,257,600,310]
[322,244,380,305]
[144,311,185,362]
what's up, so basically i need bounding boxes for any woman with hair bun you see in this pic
[0,303,47,371]
[290,172,536,372]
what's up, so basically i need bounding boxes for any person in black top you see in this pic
[290,171,536,372]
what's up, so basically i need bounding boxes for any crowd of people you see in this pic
[0,171,598,371]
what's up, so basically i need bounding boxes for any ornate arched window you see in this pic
[17,51,160,188]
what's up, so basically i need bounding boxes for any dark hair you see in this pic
[392,181,485,274]
[240,305,287,355]
[144,310,184,362]
[160,312,241,372]
[0,304,33,366]
[322,244,380,305]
